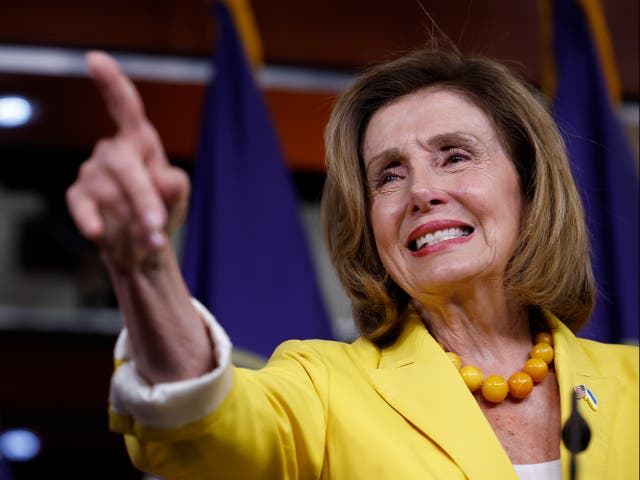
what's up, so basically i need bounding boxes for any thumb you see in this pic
[152,166,191,233]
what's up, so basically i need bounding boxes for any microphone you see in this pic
[561,387,592,480]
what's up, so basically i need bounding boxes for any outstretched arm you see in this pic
[66,51,216,383]
[66,52,325,480]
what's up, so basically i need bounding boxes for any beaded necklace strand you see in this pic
[442,332,554,403]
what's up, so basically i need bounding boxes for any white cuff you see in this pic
[109,298,233,430]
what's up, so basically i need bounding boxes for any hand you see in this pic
[66,51,190,273]
[66,52,216,382]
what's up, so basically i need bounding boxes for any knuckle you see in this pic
[92,138,113,157]
[65,183,78,200]
[91,138,138,176]
[141,123,160,144]
[94,183,120,207]
[123,122,161,155]
[178,171,191,197]
[65,185,79,207]
[169,166,189,186]
[102,142,134,175]
[78,159,97,180]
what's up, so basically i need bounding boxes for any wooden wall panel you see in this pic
[0,0,637,174]
[0,0,636,95]
[0,73,336,171]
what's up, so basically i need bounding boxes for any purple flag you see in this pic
[551,0,639,342]
[181,1,332,360]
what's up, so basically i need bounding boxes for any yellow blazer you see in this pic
[111,312,639,479]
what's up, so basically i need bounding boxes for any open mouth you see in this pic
[408,226,474,252]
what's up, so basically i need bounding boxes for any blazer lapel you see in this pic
[363,313,517,479]
[549,313,620,480]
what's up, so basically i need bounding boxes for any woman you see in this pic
[66,48,638,479]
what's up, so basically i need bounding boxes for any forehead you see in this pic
[362,87,498,158]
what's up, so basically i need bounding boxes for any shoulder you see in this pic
[548,311,638,380]
[266,336,381,371]
[230,337,381,401]
[574,336,639,379]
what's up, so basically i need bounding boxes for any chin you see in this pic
[408,262,500,294]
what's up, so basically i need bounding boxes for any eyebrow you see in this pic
[365,130,482,170]
[365,148,402,170]
[420,131,482,149]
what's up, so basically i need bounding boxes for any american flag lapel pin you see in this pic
[574,384,598,411]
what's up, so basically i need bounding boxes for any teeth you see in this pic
[414,227,470,250]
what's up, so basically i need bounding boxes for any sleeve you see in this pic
[109,298,233,430]
[109,300,328,480]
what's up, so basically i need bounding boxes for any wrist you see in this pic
[105,246,218,383]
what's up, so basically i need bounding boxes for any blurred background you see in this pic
[0,0,637,478]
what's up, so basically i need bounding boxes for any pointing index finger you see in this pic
[86,51,148,135]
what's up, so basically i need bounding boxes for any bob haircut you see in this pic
[322,48,595,345]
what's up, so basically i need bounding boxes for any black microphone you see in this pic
[561,388,592,480]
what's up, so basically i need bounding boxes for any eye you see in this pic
[371,161,404,189]
[442,147,471,165]
[379,171,401,185]
[447,154,467,164]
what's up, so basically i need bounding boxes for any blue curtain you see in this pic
[181,1,333,360]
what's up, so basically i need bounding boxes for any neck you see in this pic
[413,286,532,374]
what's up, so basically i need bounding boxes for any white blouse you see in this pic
[514,459,562,480]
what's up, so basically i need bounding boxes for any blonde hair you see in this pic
[322,48,594,345]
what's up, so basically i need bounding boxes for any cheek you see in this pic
[370,196,398,234]
[370,209,391,258]
[490,189,524,255]
[499,178,524,232]
[462,179,523,247]
[370,197,404,259]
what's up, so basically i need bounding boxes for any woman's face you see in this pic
[362,88,523,299]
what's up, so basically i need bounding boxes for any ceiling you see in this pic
[0,0,637,178]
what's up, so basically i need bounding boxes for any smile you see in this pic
[408,227,473,252]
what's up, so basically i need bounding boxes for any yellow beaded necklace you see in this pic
[443,332,554,403]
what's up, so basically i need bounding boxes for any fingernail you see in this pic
[144,211,163,229]
[148,231,165,249]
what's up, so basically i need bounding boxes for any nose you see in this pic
[408,171,448,214]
